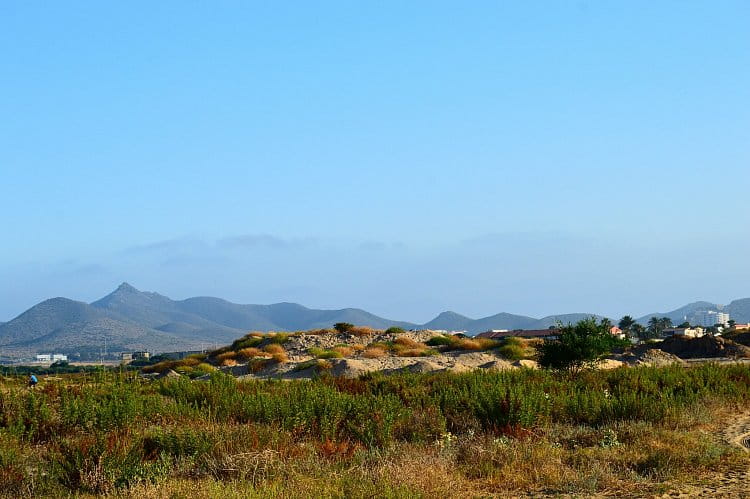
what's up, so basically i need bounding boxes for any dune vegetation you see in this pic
[1,363,749,497]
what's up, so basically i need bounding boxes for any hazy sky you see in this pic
[2,1,749,322]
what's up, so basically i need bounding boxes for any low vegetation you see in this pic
[0,364,748,496]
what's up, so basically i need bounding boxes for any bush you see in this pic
[385,327,406,335]
[333,323,354,333]
[426,335,454,347]
[539,318,629,371]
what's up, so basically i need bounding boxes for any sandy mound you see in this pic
[480,360,515,371]
[597,359,625,369]
[623,348,686,366]
[513,359,539,369]
[398,360,444,374]
[329,359,379,378]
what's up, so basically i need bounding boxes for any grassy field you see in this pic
[1,365,749,497]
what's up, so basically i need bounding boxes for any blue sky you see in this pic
[1,1,749,322]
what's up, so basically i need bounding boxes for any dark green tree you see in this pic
[618,315,635,332]
[333,322,354,333]
[538,318,629,371]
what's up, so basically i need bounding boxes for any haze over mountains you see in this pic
[0,283,748,358]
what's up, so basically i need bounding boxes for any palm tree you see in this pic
[618,315,635,332]
[632,323,647,341]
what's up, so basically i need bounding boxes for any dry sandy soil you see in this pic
[661,411,750,498]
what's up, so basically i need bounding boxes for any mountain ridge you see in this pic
[1,283,748,358]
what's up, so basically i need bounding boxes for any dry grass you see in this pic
[332,346,354,357]
[394,337,423,348]
[350,344,366,351]
[362,346,388,358]
[307,328,335,335]
[396,347,429,357]
[237,347,265,360]
[263,344,285,355]
[271,352,288,364]
[215,351,237,362]
[350,326,377,337]
[220,359,238,367]
[456,339,483,350]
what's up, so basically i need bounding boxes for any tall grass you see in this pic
[0,365,748,495]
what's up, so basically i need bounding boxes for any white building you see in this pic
[35,353,68,362]
[663,327,705,338]
[692,311,730,328]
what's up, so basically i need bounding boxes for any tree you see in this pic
[618,315,635,332]
[631,323,648,341]
[647,316,672,338]
[677,322,691,329]
[333,322,354,333]
[538,318,629,371]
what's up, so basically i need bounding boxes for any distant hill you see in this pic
[637,301,718,325]
[726,299,750,323]
[1,282,747,358]
[637,299,750,325]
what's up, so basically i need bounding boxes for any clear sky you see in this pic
[2,1,749,323]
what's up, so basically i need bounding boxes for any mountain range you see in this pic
[0,282,748,359]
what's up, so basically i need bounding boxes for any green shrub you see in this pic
[539,318,628,370]
[499,344,526,361]
[385,327,406,335]
[309,347,343,359]
[333,323,354,333]
[426,335,454,347]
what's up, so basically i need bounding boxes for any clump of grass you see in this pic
[220,359,238,367]
[309,347,343,359]
[350,326,377,337]
[362,346,388,358]
[333,346,354,357]
[397,348,429,357]
[456,339,482,350]
[215,352,237,363]
[271,352,288,364]
[230,335,264,351]
[394,337,423,349]
[269,332,290,344]
[499,337,529,361]
[263,344,285,355]
[350,344,366,352]
[195,363,216,375]
[426,335,454,347]
[237,347,265,360]
[308,328,336,335]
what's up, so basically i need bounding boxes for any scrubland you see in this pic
[1,364,749,497]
